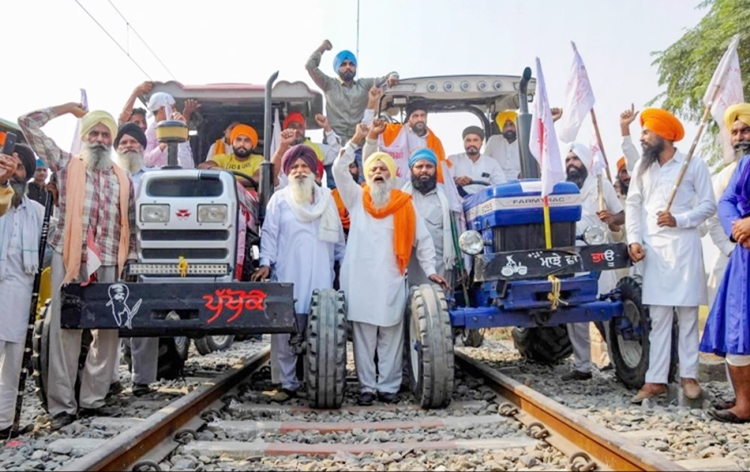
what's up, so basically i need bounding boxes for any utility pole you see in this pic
[356,0,360,59]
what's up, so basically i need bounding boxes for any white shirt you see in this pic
[625,151,716,306]
[259,188,346,314]
[0,198,44,343]
[144,122,195,169]
[448,152,506,195]
[485,134,521,182]
[333,143,437,327]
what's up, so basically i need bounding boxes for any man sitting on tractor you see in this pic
[251,144,345,401]
[561,142,624,382]
[449,126,505,197]
[198,123,263,187]
[333,124,448,406]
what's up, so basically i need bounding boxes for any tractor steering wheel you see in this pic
[467,180,491,187]
[230,170,259,191]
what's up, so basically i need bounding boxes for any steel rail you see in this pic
[61,346,271,472]
[455,352,686,472]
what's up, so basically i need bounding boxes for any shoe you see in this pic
[562,370,592,382]
[107,381,123,398]
[270,388,297,403]
[357,392,376,406]
[712,398,736,410]
[631,384,667,404]
[600,363,614,372]
[0,424,31,440]
[707,408,750,424]
[50,412,75,431]
[681,378,702,400]
[132,383,153,397]
[378,392,398,404]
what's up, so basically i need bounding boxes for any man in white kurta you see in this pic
[253,144,345,399]
[0,146,44,437]
[402,148,457,286]
[449,126,506,196]
[333,124,448,406]
[560,143,624,381]
[485,111,522,182]
[626,108,716,403]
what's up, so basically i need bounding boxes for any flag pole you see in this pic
[597,174,604,212]
[664,48,733,213]
[590,107,612,182]
[543,196,553,249]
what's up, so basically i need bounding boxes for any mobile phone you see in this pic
[1,132,17,155]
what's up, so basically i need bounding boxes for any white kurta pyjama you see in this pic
[260,188,345,391]
[448,153,506,195]
[625,151,716,384]
[334,143,437,394]
[485,135,521,182]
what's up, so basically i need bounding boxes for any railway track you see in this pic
[39,342,701,472]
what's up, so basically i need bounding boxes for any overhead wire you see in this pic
[106,0,177,80]
[72,0,152,79]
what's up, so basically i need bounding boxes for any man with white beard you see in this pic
[251,145,345,401]
[19,104,136,429]
[334,124,449,406]
[0,144,44,438]
[111,123,158,397]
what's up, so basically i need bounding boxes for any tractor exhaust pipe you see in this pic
[517,67,539,179]
[259,70,280,223]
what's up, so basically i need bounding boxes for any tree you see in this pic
[649,0,750,170]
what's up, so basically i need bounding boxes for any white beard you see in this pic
[81,142,113,171]
[114,150,145,174]
[288,173,315,205]
[367,178,392,208]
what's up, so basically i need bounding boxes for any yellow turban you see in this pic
[364,152,397,181]
[724,103,750,130]
[495,110,517,128]
[640,108,684,142]
[80,110,117,140]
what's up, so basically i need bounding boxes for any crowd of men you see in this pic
[0,39,748,437]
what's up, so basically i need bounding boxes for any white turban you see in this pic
[562,142,593,171]
[146,92,176,118]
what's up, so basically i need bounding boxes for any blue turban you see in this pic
[333,50,357,73]
[409,148,437,168]
[36,158,46,169]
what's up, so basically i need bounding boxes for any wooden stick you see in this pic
[597,174,605,212]
[590,108,612,182]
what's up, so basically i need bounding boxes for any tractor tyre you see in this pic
[405,284,455,409]
[305,289,347,409]
[512,326,573,364]
[460,329,485,348]
[123,338,186,381]
[194,335,235,355]
[609,276,678,389]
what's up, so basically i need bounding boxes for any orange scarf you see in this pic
[331,188,350,230]
[381,124,452,183]
[62,157,131,285]
[362,186,416,275]
[214,138,226,156]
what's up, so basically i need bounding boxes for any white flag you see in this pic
[589,133,607,177]
[530,58,566,198]
[270,109,287,188]
[558,42,596,143]
[70,89,88,155]
[703,34,744,164]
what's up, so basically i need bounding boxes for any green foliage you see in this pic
[649,0,750,170]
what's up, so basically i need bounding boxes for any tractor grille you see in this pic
[146,179,223,197]
[141,229,230,241]
[142,248,228,260]
[493,222,576,252]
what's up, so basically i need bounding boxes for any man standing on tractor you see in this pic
[626,108,716,404]
[144,92,198,169]
[333,124,448,406]
[0,144,44,438]
[19,104,136,429]
[560,142,624,381]
[449,126,506,197]
[198,123,263,186]
[402,147,458,285]
[363,87,450,186]
[111,123,158,397]
[118,82,153,132]
[251,144,345,401]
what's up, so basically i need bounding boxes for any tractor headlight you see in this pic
[140,204,170,223]
[198,204,228,223]
[583,225,607,245]
[459,230,484,255]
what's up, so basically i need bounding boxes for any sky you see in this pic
[4,0,723,269]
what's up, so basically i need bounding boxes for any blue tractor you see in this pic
[380,71,653,409]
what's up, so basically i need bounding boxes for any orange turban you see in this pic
[617,157,627,172]
[283,112,305,130]
[640,108,684,142]
[230,124,258,148]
